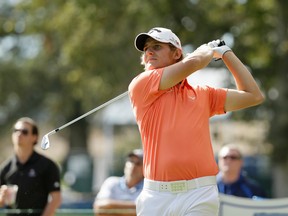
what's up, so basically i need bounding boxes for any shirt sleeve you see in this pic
[44,160,61,193]
[207,86,228,116]
[96,177,119,200]
[128,68,167,121]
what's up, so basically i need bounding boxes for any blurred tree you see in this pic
[266,0,288,164]
[0,0,287,167]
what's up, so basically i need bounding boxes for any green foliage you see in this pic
[0,0,288,163]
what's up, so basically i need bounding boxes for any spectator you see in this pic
[93,149,144,216]
[0,117,62,216]
[217,144,267,199]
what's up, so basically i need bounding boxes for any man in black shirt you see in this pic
[0,117,61,215]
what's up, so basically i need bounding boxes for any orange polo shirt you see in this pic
[128,68,227,181]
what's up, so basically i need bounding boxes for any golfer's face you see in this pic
[143,39,177,70]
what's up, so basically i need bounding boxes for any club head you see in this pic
[41,134,50,150]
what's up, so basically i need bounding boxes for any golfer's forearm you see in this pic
[182,47,213,69]
[160,48,213,90]
[223,52,264,102]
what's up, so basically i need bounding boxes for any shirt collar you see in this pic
[15,151,39,166]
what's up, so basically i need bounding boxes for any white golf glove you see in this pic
[208,39,231,59]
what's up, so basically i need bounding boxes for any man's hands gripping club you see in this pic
[208,39,232,60]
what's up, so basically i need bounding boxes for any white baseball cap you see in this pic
[134,27,182,52]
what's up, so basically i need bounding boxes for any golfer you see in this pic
[128,27,264,215]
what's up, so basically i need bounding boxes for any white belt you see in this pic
[144,176,216,193]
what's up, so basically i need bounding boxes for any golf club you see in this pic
[41,91,128,150]
[41,40,226,150]
[218,40,225,46]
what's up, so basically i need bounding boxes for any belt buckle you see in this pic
[159,183,169,192]
[170,181,188,193]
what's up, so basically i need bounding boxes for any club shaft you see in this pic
[54,91,128,133]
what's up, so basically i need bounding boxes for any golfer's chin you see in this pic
[145,63,160,70]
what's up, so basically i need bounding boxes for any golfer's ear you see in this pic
[174,49,182,60]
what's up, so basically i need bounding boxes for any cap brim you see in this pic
[134,33,150,52]
[128,152,143,159]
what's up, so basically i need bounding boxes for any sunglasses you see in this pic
[13,128,30,136]
[222,155,241,160]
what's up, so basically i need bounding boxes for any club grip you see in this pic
[218,40,226,47]
[214,40,226,61]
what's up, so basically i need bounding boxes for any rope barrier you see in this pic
[0,208,136,215]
